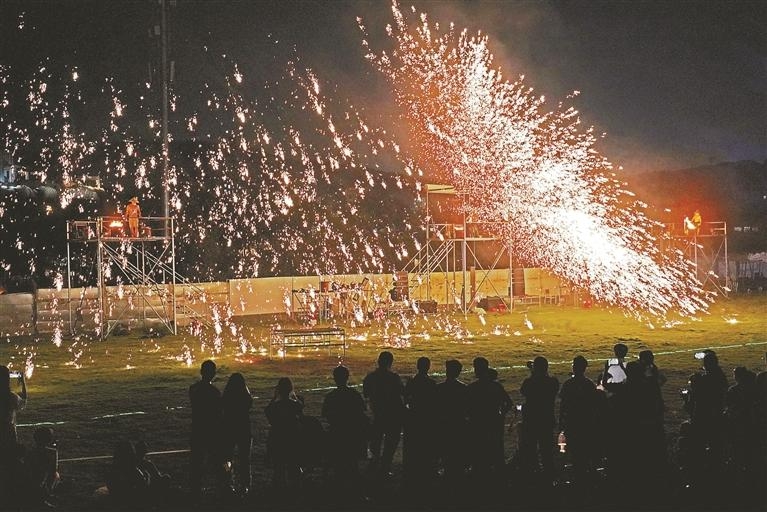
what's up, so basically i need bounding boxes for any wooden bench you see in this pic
[269,326,346,358]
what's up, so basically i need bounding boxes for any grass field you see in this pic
[3,295,767,508]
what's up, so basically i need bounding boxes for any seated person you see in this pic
[106,441,151,505]
[3,442,34,508]
[135,440,171,493]
[27,427,61,503]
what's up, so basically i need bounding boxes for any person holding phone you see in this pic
[599,343,629,396]
[0,365,27,453]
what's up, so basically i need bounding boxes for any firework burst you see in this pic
[359,1,713,320]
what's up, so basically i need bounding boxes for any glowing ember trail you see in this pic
[1,22,421,363]
[359,2,713,320]
[172,59,421,278]
[1,49,420,288]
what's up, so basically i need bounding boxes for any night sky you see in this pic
[2,0,765,174]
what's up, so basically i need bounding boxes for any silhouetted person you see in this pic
[106,440,150,507]
[363,351,405,477]
[4,442,36,509]
[638,349,667,387]
[685,351,728,468]
[321,365,368,499]
[188,360,225,496]
[436,359,469,485]
[600,343,629,396]
[725,366,757,475]
[519,356,560,479]
[27,427,61,507]
[0,365,27,505]
[598,343,629,474]
[222,372,253,497]
[636,350,667,465]
[610,361,666,497]
[403,356,438,492]
[0,365,27,454]
[135,440,171,497]
[264,377,304,490]
[559,356,600,486]
[754,354,767,480]
[466,357,512,480]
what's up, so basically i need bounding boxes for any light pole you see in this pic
[160,0,170,226]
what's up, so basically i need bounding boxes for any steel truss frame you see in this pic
[665,220,730,296]
[404,184,513,315]
[65,216,179,338]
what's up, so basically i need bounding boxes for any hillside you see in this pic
[622,160,767,254]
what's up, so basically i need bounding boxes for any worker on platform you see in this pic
[691,209,702,235]
[125,197,141,238]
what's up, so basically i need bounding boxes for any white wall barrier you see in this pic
[0,269,566,334]
[0,292,35,334]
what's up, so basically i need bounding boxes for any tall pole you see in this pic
[96,220,105,340]
[693,233,699,282]
[171,217,177,334]
[161,0,170,224]
[66,222,73,335]
[723,222,729,293]
[461,192,467,317]
[508,238,513,313]
[425,188,430,301]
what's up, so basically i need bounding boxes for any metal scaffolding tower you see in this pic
[403,184,513,314]
[66,216,182,338]
[666,220,730,295]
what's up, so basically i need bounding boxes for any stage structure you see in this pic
[65,216,207,338]
[664,220,730,296]
[402,184,514,315]
[290,277,373,325]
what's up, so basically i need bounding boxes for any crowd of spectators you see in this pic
[1,345,766,510]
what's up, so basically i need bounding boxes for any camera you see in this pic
[694,352,707,360]
[8,371,22,379]
[607,358,620,365]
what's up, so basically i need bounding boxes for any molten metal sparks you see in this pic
[359,1,713,320]
[0,28,424,359]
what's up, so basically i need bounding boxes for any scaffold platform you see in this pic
[65,216,208,338]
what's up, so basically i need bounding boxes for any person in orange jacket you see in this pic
[125,197,141,238]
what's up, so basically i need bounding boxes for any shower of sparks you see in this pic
[1,55,421,286]
[171,58,421,279]
[359,1,714,320]
[524,316,534,330]
[1,29,423,363]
